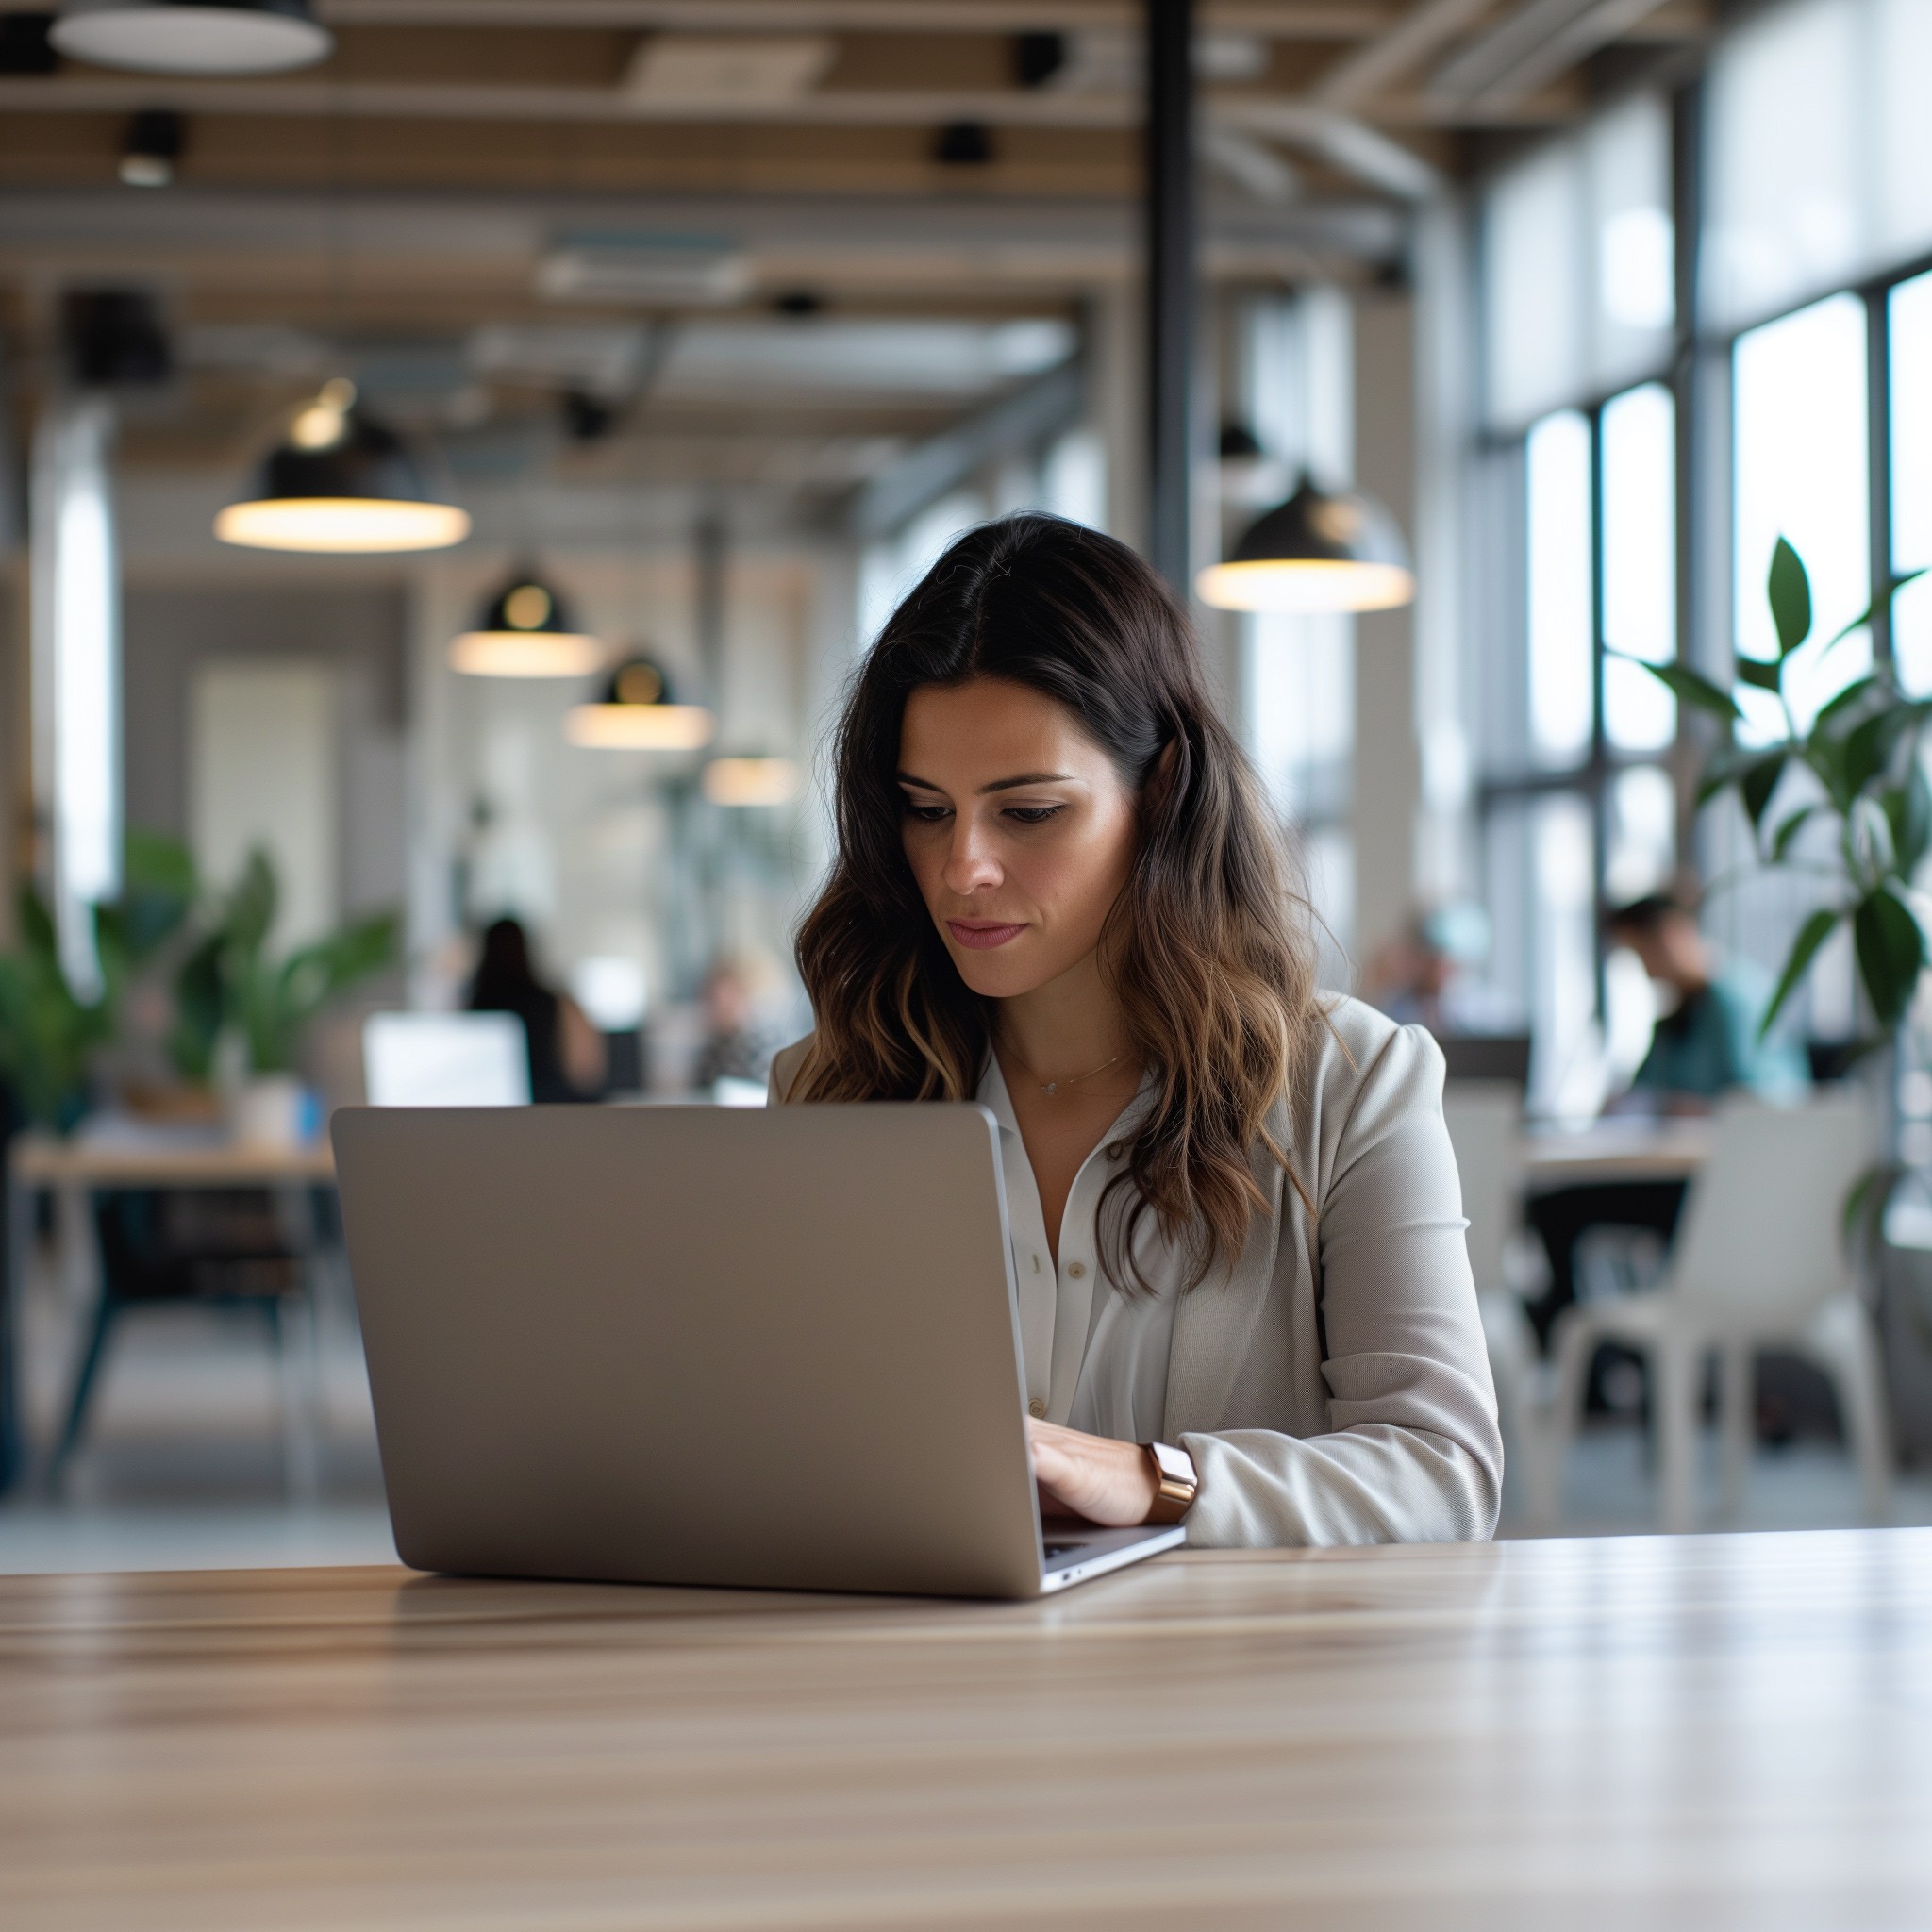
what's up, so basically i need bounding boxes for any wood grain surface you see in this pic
[3,1532,1930,1930]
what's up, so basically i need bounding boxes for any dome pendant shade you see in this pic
[703,756,800,806]
[450,572,604,677]
[1197,474,1415,614]
[216,390,470,554]
[53,0,333,75]
[566,656,714,750]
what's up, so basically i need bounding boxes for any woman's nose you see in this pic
[942,819,1002,894]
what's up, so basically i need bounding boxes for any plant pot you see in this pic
[229,1074,319,1150]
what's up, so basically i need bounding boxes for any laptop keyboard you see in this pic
[1042,1541,1089,1559]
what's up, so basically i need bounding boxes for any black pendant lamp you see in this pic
[566,655,714,751]
[215,379,471,555]
[1197,472,1415,614]
[52,0,332,75]
[450,570,604,678]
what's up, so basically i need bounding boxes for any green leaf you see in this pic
[1853,885,1926,1030]
[1885,765,1932,874]
[1740,753,1788,830]
[1842,1161,1907,1247]
[1824,567,1931,650]
[1840,700,1932,798]
[1769,536,1813,657]
[1735,655,1783,691]
[1813,675,1879,731]
[1760,907,1841,1041]
[1634,658,1742,724]
[1769,804,1818,861]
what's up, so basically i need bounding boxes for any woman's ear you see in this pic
[1141,737,1182,818]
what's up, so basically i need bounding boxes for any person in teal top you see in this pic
[1605,894,1810,1107]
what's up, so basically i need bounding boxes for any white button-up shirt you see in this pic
[980,1055,1178,1444]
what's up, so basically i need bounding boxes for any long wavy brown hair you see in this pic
[789,513,1323,1291]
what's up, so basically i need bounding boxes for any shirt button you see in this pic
[1068,1261,1086,1278]
[1028,1398,1047,1419]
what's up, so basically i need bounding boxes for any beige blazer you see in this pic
[772,995,1502,1547]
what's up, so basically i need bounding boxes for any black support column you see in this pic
[1145,0,1195,596]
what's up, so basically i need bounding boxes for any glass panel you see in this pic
[1732,292,1869,740]
[1875,0,1932,269]
[1605,763,1675,903]
[1531,791,1605,1120]
[1703,0,1864,331]
[1891,270,1932,694]
[1246,614,1354,828]
[1586,92,1674,392]
[1600,382,1676,752]
[1526,409,1595,769]
[1483,143,1586,432]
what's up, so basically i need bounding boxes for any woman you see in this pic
[774,515,1499,1546]
[467,917,607,1104]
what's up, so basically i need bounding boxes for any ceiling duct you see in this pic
[537,237,751,308]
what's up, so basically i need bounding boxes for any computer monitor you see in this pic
[362,1011,531,1108]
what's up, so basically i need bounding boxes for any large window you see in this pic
[1483,379,1678,1111]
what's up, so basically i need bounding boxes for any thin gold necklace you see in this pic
[1000,1043,1123,1098]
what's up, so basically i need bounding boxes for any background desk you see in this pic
[2,1530,1928,1928]
[1,1135,338,1492]
[1522,1117,1712,1189]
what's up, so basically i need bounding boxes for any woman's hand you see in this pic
[1026,1418,1158,1527]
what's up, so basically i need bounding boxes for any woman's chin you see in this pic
[947,945,1046,1000]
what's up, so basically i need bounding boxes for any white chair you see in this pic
[1545,1092,1891,1532]
[1442,1081,1553,1515]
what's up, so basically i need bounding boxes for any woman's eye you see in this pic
[1003,805,1065,825]
[904,802,951,823]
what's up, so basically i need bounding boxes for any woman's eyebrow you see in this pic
[895,770,1077,793]
[980,772,1075,793]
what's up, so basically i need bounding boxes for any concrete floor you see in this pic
[3,1237,1928,1574]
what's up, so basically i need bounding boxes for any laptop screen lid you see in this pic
[332,1102,1048,1598]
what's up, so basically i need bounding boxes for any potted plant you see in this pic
[0,832,199,1136]
[171,848,398,1146]
[1624,538,1928,1221]
[1636,539,1929,1040]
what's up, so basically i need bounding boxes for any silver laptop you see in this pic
[331,1102,1185,1598]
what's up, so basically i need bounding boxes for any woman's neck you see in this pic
[991,949,1133,1089]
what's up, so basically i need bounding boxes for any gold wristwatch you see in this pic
[1143,1441,1198,1524]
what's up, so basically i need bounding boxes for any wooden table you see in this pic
[1,1134,339,1493]
[3,1531,1929,1929]
[1523,1117,1713,1190]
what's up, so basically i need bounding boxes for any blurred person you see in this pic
[1361,902,1519,1037]
[772,513,1500,1547]
[691,953,782,1091]
[467,917,607,1103]
[1604,893,1807,1112]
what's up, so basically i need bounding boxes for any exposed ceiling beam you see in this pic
[851,357,1083,537]
[1429,0,1671,108]
[1313,0,1496,109]
[0,75,1481,171]
[1215,98,1440,198]
[316,2,1395,34]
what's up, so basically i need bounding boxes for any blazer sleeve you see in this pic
[1178,1023,1504,1546]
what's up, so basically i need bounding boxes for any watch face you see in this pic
[1150,1441,1194,1486]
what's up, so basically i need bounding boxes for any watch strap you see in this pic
[1143,1441,1198,1525]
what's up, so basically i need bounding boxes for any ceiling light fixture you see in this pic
[52,0,332,75]
[702,756,799,807]
[118,108,183,186]
[565,656,714,751]
[450,571,604,678]
[1196,473,1415,614]
[214,378,471,554]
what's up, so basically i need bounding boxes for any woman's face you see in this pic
[897,677,1140,1001]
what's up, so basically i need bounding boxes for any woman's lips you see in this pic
[947,919,1027,950]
